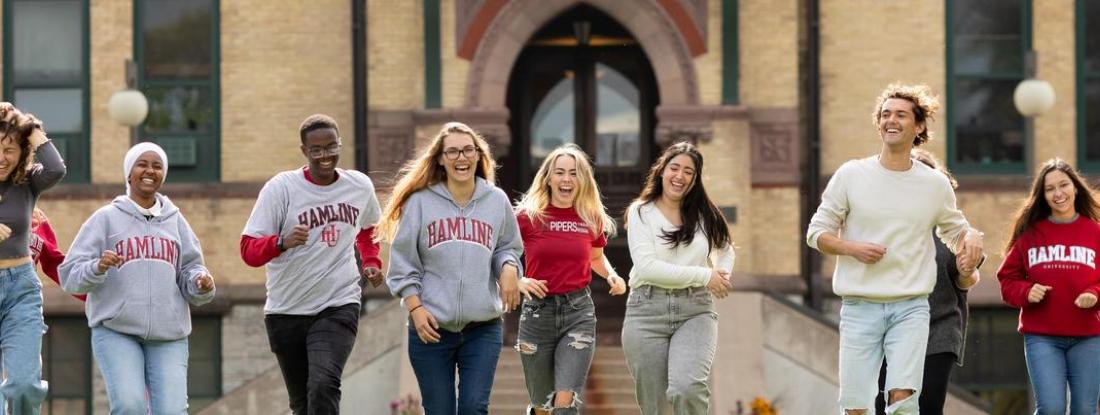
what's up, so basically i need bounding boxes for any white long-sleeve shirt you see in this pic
[626,202,735,289]
[806,156,970,301]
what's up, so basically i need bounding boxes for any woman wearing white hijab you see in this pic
[61,142,215,414]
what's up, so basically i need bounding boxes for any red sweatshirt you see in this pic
[517,206,607,295]
[998,216,1100,336]
[31,219,86,301]
[240,168,382,271]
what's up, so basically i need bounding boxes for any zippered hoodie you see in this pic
[59,194,215,340]
[386,178,523,332]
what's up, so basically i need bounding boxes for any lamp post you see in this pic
[107,60,148,145]
[1013,50,1055,168]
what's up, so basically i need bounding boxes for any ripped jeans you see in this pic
[516,286,596,414]
[838,295,929,415]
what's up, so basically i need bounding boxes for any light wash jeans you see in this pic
[92,326,189,415]
[838,295,929,415]
[516,286,596,414]
[621,285,717,415]
[1023,334,1100,415]
[0,263,48,415]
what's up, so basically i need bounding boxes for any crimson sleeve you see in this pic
[35,221,86,301]
[240,235,281,267]
[356,227,382,270]
[997,239,1034,309]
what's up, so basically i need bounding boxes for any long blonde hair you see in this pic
[375,122,497,243]
[515,144,616,237]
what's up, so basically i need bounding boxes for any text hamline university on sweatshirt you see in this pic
[626,202,735,289]
[59,194,215,341]
[386,178,523,333]
[806,156,970,301]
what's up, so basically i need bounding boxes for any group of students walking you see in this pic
[0,80,1095,415]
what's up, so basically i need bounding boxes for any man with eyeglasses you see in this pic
[240,114,383,414]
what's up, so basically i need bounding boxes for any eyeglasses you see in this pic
[442,146,479,160]
[307,143,342,159]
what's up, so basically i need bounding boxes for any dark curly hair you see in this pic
[0,104,42,185]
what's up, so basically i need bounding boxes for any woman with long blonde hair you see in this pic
[381,122,523,414]
[513,144,625,414]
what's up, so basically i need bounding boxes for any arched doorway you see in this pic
[501,5,659,343]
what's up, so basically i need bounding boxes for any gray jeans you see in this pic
[516,286,597,414]
[621,285,718,415]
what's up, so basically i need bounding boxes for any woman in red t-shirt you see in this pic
[514,144,625,414]
[998,158,1100,415]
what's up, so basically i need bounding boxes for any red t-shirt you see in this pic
[517,206,607,295]
[998,216,1100,336]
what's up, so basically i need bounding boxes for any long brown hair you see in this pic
[625,141,730,250]
[375,122,496,243]
[1004,158,1100,253]
[515,144,616,237]
[0,103,42,185]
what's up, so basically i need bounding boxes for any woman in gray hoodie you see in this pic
[60,142,215,415]
[377,122,523,415]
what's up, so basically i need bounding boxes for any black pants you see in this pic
[874,352,955,415]
[265,303,360,415]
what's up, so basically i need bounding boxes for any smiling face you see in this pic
[877,98,925,149]
[128,151,164,198]
[438,132,479,184]
[1044,169,1078,219]
[301,128,341,177]
[0,136,21,182]
[660,154,696,203]
[548,154,578,208]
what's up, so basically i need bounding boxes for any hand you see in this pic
[518,277,548,300]
[0,102,19,124]
[31,208,46,229]
[706,269,732,299]
[1028,284,1052,304]
[845,241,887,264]
[959,229,984,269]
[361,267,384,288]
[281,225,309,250]
[956,252,976,277]
[500,264,520,312]
[410,306,441,343]
[1075,293,1098,309]
[0,223,11,243]
[607,275,627,296]
[97,250,122,274]
[196,274,215,293]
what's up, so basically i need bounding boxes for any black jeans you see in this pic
[874,352,955,415]
[265,303,361,415]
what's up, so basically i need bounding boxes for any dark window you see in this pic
[42,317,92,415]
[947,0,1030,174]
[952,307,1030,415]
[136,0,220,181]
[1079,0,1100,171]
[2,0,90,182]
[188,316,222,413]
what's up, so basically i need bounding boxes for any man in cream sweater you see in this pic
[806,83,984,415]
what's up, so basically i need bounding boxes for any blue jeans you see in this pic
[838,296,929,415]
[1024,334,1100,415]
[92,326,189,415]
[0,263,48,415]
[408,318,502,415]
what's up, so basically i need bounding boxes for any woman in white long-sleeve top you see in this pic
[621,141,735,415]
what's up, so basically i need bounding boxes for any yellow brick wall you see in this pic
[441,0,470,108]
[695,0,723,106]
[368,0,423,110]
[89,1,133,184]
[1034,0,1077,168]
[39,196,266,286]
[739,0,799,108]
[819,1,947,173]
[221,0,355,182]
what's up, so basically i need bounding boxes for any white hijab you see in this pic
[123,142,168,217]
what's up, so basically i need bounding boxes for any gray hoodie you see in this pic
[59,194,215,341]
[386,178,523,332]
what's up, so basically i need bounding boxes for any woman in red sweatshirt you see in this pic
[998,158,1100,415]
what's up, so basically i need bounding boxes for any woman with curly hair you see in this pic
[0,102,66,414]
[998,159,1100,415]
[379,122,523,414]
[513,144,625,414]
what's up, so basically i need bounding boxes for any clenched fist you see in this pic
[97,250,122,274]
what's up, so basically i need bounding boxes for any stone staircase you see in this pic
[490,345,641,414]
